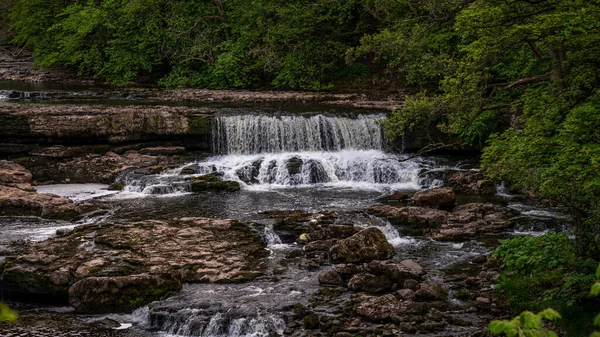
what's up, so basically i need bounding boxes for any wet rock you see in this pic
[107,182,124,191]
[303,313,320,329]
[354,294,404,321]
[287,157,303,175]
[0,160,32,187]
[319,270,344,286]
[363,260,425,284]
[404,279,420,290]
[303,239,337,252]
[377,192,409,203]
[396,289,415,300]
[330,228,395,264]
[475,297,492,310]
[415,282,448,301]
[190,173,240,192]
[428,203,515,240]
[179,164,198,175]
[417,321,445,333]
[68,274,181,313]
[304,225,360,242]
[410,187,455,210]
[0,217,267,307]
[139,146,185,156]
[368,205,447,228]
[446,171,496,195]
[0,185,95,220]
[348,273,394,294]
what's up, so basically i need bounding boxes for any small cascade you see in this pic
[263,223,283,246]
[0,90,55,100]
[150,310,286,337]
[120,174,191,196]
[213,114,384,154]
[189,150,424,190]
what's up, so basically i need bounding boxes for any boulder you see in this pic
[348,273,394,294]
[190,173,240,192]
[68,274,181,313]
[0,160,32,187]
[0,185,94,220]
[427,203,515,240]
[0,217,267,309]
[363,260,425,284]
[368,205,447,228]
[354,294,404,321]
[446,171,496,195]
[318,270,344,286]
[330,228,395,264]
[415,282,448,301]
[304,225,360,242]
[410,187,455,210]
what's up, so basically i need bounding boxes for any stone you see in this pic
[190,173,240,192]
[330,228,395,264]
[68,274,181,313]
[0,217,267,307]
[304,225,361,242]
[287,157,303,175]
[139,146,185,156]
[348,273,394,294]
[377,192,409,202]
[475,297,492,310]
[354,294,404,321]
[303,239,337,252]
[0,160,32,186]
[0,185,95,220]
[362,260,425,285]
[368,205,447,228]
[410,187,455,210]
[415,282,448,301]
[404,279,420,290]
[427,203,516,241]
[396,289,415,300]
[318,270,344,286]
[180,165,198,175]
[446,171,496,195]
[107,182,124,191]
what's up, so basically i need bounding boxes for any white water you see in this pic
[214,114,384,154]
[179,150,423,191]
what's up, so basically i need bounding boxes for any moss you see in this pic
[188,115,211,135]
[303,313,320,329]
[455,288,471,300]
[108,182,124,191]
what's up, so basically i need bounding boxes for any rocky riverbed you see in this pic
[0,79,572,336]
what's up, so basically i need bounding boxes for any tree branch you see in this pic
[507,73,551,88]
[398,142,460,162]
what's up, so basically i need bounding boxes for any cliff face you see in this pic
[0,103,213,183]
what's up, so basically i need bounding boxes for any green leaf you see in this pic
[0,303,18,324]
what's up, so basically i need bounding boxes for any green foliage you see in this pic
[489,309,561,337]
[0,303,17,324]
[493,234,599,336]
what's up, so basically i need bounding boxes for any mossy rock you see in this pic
[303,313,320,329]
[190,174,240,192]
[108,182,124,191]
[287,157,303,175]
[180,165,198,175]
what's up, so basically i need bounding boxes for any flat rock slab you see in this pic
[0,217,267,312]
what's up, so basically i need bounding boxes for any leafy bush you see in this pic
[493,234,599,336]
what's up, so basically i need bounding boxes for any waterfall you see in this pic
[190,150,423,190]
[213,114,384,155]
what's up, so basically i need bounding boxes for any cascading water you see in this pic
[213,114,384,154]
[119,113,430,194]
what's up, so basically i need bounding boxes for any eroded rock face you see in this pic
[0,161,95,220]
[368,202,515,241]
[68,274,182,313]
[0,185,94,220]
[446,171,496,195]
[410,187,455,210]
[354,294,404,321]
[330,228,395,263]
[427,203,516,241]
[0,160,32,187]
[0,217,267,312]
